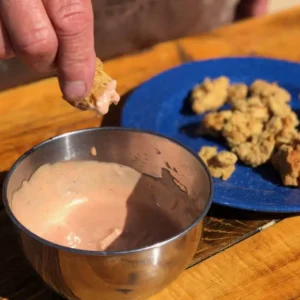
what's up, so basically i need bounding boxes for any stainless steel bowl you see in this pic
[3,127,213,300]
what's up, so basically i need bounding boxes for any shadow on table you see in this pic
[102,89,134,127]
[0,171,62,300]
[208,203,298,221]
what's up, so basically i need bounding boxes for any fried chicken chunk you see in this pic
[202,110,232,136]
[222,111,264,147]
[232,134,275,167]
[198,146,218,164]
[66,58,120,115]
[231,96,270,121]
[265,97,292,117]
[265,113,299,148]
[250,79,291,103]
[227,83,248,102]
[192,77,299,186]
[191,76,230,114]
[198,146,237,180]
[271,142,300,187]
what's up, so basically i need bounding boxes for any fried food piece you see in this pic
[66,58,120,114]
[222,111,264,147]
[265,113,299,147]
[271,142,300,186]
[276,129,299,148]
[282,111,299,128]
[264,96,292,118]
[265,116,283,135]
[249,80,292,118]
[191,76,230,114]
[198,146,218,164]
[215,151,238,167]
[229,97,247,111]
[198,146,237,180]
[227,83,248,102]
[250,79,291,103]
[202,110,232,135]
[232,134,275,167]
[193,77,298,184]
[232,96,270,121]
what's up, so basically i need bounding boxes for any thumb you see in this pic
[44,0,95,102]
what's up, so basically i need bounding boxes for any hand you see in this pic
[236,0,268,19]
[0,0,96,102]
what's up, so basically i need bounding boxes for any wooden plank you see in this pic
[150,216,300,300]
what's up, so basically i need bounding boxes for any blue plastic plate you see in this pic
[121,57,300,212]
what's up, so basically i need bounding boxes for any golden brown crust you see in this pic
[198,146,237,181]
[271,142,300,187]
[68,58,120,114]
[202,110,232,135]
[76,58,112,110]
[192,76,299,187]
[250,79,291,103]
[227,83,248,102]
[232,134,275,167]
[222,111,263,147]
[191,76,229,114]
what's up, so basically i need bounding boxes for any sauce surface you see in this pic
[12,161,187,251]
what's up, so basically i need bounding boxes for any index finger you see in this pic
[43,0,96,102]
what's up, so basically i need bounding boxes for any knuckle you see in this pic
[55,1,91,37]
[18,27,56,57]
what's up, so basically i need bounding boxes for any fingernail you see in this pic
[62,81,87,101]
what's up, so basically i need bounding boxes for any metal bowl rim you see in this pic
[2,127,213,256]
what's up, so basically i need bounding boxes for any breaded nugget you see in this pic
[227,83,248,102]
[202,110,232,135]
[232,134,275,167]
[198,146,218,164]
[66,58,120,114]
[233,96,270,121]
[265,114,299,147]
[198,146,237,180]
[250,79,291,103]
[222,111,264,147]
[271,142,300,187]
[191,76,230,114]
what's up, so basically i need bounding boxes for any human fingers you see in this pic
[43,0,95,102]
[0,17,14,59]
[0,0,58,72]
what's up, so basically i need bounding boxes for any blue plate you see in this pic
[121,57,300,213]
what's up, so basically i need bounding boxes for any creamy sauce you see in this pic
[94,80,120,115]
[11,161,189,251]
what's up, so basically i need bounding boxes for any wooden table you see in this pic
[1,7,300,300]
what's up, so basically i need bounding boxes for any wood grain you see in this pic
[150,216,300,300]
[1,7,300,300]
